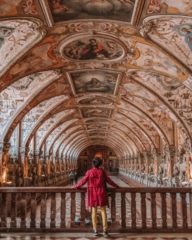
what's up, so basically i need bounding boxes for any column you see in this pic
[169,145,176,178]
[18,122,22,165]
[0,142,3,185]
[143,151,149,185]
[169,145,177,186]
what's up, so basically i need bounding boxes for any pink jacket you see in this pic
[75,167,119,207]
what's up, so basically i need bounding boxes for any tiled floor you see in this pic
[0,233,192,240]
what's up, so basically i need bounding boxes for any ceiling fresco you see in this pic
[0,0,192,162]
[0,70,61,139]
[61,36,125,61]
[69,70,120,94]
[0,0,38,17]
[142,16,192,71]
[47,0,138,23]
[0,19,45,77]
[144,0,192,16]
[82,108,111,118]
[22,96,66,143]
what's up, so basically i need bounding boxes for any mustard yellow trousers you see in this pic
[91,206,108,231]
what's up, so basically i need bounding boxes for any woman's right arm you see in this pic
[103,170,119,188]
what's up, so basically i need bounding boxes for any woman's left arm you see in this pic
[74,171,89,189]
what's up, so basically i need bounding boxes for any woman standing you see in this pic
[74,157,119,237]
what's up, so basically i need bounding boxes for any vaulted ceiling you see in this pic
[0,0,192,160]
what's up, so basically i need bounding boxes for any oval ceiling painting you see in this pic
[62,36,125,61]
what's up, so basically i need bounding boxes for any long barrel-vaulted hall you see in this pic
[0,0,192,239]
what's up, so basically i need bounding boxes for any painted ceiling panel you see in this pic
[144,0,192,17]
[45,119,79,154]
[110,124,147,151]
[0,70,61,139]
[47,0,137,23]
[127,38,188,80]
[58,126,85,157]
[62,132,88,157]
[112,111,157,148]
[0,0,38,17]
[53,125,84,155]
[125,71,192,137]
[142,16,192,71]
[0,19,45,76]
[22,96,66,144]
[35,109,75,150]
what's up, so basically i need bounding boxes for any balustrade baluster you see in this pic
[161,192,167,229]
[190,193,192,227]
[171,192,177,229]
[151,192,157,229]
[10,193,16,228]
[0,193,1,228]
[121,192,126,228]
[141,192,146,229]
[111,191,116,224]
[30,193,37,228]
[40,193,46,228]
[0,193,7,228]
[6,193,12,217]
[70,192,76,226]
[131,192,136,229]
[61,193,66,228]
[50,193,56,228]
[181,193,188,229]
[20,193,27,229]
[80,192,86,226]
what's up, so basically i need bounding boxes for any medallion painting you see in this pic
[62,36,124,61]
[70,70,118,94]
[48,0,136,23]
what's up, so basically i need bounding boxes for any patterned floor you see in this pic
[1,233,192,240]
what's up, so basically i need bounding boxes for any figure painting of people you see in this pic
[63,37,124,61]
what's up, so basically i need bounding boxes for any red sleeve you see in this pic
[74,171,89,189]
[103,170,119,188]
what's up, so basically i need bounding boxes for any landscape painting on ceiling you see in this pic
[63,37,124,61]
[82,108,111,118]
[79,97,113,105]
[48,0,136,22]
[70,70,118,94]
[86,124,107,130]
